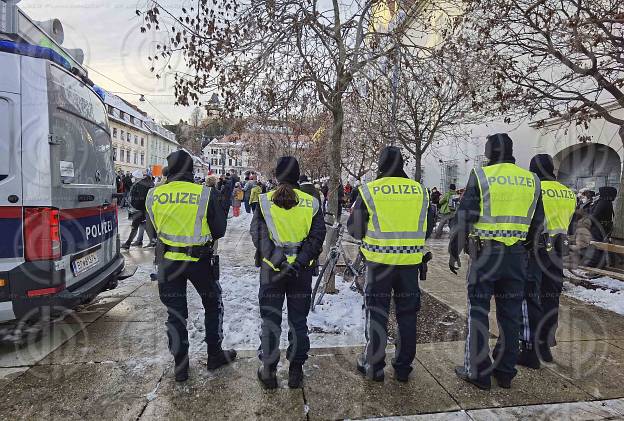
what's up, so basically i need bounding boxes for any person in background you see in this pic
[121,171,155,249]
[232,182,244,217]
[243,175,257,214]
[205,175,218,189]
[122,172,133,208]
[434,183,458,238]
[249,182,262,213]
[221,173,234,216]
[430,187,442,207]
[299,175,321,202]
[251,157,325,389]
[321,182,329,212]
[586,186,618,267]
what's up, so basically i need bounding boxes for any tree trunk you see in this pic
[613,126,624,242]
[413,149,423,182]
[323,104,345,294]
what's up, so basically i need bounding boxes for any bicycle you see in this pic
[311,221,366,311]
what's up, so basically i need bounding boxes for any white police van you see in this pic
[0,1,129,335]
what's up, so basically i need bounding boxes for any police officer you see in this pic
[347,146,434,383]
[518,154,576,369]
[251,157,326,389]
[449,133,544,390]
[146,150,236,382]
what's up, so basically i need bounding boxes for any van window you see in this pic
[47,64,113,186]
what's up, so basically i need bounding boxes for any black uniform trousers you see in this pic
[258,266,312,369]
[363,263,421,377]
[157,258,224,359]
[464,242,527,382]
[522,248,564,349]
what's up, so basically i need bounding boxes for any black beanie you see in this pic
[275,156,300,185]
[377,146,407,177]
[529,154,555,181]
[167,150,194,176]
[485,133,514,162]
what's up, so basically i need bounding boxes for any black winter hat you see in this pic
[449,183,456,190]
[529,154,556,181]
[485,133,514,162]
[599,186,618,201]
[167,150,194,176]
[299,175,310,183]
[377,146,407,177]
[275,156,300,185]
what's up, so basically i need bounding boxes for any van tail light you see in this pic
[24,207,61,261]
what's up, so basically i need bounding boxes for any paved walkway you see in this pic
[0,214,623,420]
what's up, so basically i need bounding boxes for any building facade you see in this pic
[202,138,254,177]
[105,94,150,174]
[144,120,178,173]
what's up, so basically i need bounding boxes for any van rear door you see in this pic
[45,63,117,289]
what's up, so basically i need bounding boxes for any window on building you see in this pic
[121,130,124,141]
[112,128,117,138]
[130,116,135,124]
[141,137,144,147]
[140,153,144,165]
[108,105,114,114]
[133,151,137,165]
[119,149,124,162]
[134,135,138,144]
[113,147,117,161]
[229,158,232,166]
[126,150,130,162]
[120,111,125,120]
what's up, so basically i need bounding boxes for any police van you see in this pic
[0,2,128,334]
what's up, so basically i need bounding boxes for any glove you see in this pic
[449,255,461,275]
[279,260,301,278]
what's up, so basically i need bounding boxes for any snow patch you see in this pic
[564,279,624,316]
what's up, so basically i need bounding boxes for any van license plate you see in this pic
[72,252,99,275]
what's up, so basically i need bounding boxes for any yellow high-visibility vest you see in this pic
[472,163,541,246]
[359,177,429,265]
[259,189,319,270]
[541,180,576,236]
[146,181,212,262]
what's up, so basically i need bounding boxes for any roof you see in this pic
[144,119,178,144]
[104,92,149,133]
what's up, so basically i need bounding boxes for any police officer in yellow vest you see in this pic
[146,151,236,382]
[347,146,434,383]
[518,154,576,369]
[251,157,326,389]
[449,134,545,390]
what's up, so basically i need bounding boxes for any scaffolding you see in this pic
[474,154,489,169]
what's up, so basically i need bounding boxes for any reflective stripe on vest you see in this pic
[146,182,213,261]
[359,177,428,265]
[472,164,540,246]
[541,180,576,237]
[259,189,318,266]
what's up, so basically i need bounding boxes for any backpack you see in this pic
[235,189,244,201]
[448,194,460,211]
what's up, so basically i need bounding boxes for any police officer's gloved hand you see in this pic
[280,260,301,278]
[449,255,461,275]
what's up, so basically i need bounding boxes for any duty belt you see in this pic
[282,245,301,256]
[163,244,213,259]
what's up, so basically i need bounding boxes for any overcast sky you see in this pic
[19,0,192,124]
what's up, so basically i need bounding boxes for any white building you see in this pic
[144,119,178,172]
[202,137,254,177]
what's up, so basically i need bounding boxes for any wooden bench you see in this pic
[574,241,624,281]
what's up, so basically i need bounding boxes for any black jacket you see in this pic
[590,186,617,240]
[130,177,155,212]
[448,160,545,258]
[346,177,435,242]
[299,182,321,202]
[250,189,326,269]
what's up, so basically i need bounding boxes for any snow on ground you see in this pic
[186,211,366,351]
[564,276,624,316]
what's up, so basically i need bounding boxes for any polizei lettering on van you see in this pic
[155,192,200,205]
[86,220,114,240]
[487,175,535,188]
[372,185,423,195]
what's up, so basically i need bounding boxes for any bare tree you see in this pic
[189,107,204,128]
[447,0,624,238]
[138,0,426,220]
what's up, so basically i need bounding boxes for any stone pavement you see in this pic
[0,215,623,420]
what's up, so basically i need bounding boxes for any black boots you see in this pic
[207,349,237,370]
[517,344,541,369]
[174,355,189,382]
[257,366,278,389]
[288,364,304,389]
[356,354,384,382]
[454,366,491,390]
[539,343,554,363]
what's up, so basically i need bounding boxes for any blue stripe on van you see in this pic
[0,218,23,258]
[60,207,116,254]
